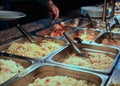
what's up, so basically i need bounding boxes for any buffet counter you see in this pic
[0,9,120,86]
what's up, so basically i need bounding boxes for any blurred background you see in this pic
[0,0,104,30]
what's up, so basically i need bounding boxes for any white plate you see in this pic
[0,11,26,20]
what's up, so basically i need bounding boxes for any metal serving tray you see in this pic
[46,43,120,75]
[67,17,106,30]
[0,36,67,61]
[68,28,102,42]
[94,32,120,48]
[36,24,75,39]
[0,52,35,85]
[10,63,108,86]
[63,18,81,27]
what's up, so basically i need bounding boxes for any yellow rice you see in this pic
[0,59,25,84]
[28,76,96,86]
[63,52,114,70]
[7,40,61,58]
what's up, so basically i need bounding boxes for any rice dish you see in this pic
[7,40,61,58]
[63,52,114,70]
[28,76,96,86]
[0,59,25,84]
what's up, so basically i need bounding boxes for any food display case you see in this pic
[0,18,119,86]
[45,43,120,75]
[10,63,108,86]
[0,36,67,61]
[1,1,120,85]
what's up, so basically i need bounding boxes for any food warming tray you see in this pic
[63,18,81,27]
[94,32,120,48]
[10,63,108,86]
[36,23,75,39]
[68,28,102,42]
[0,36,67,61]
[46,43,120,75]
[0,52,35,85]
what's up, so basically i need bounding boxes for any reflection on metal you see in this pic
[111,0,116,17]
[102,0,116,22]
[102,0,107,22]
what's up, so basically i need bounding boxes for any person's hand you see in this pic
[47,0,59,20]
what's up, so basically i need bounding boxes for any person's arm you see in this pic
[47,0,59,20]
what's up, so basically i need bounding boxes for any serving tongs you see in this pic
[16,24,39,44]
[106,20,116,42]
[86,13,94,28]
[63,32,90,58]
[0,52,36,62]
[50,14,56,27]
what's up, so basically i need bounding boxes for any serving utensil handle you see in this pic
[102,0,107,22]
[16,24,35,43]
[63,32,82,54]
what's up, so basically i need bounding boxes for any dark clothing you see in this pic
[0,0,11,30]
[35,0,104,16]
[0,0,10,10]
[3,0,104,28]
[52,0,104,14]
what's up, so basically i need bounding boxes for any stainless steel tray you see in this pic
[63,18,81,27]
[46,43,120,75]
[36,23,75,39]
[67,17,106,30]
[94,32,120,48]
[0,36,67,61]
[10,63,108,86]
[0,52,34,85]
[68,28,102,42]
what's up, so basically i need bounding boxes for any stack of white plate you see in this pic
[80,6,105,18]
[0,11,26,20]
